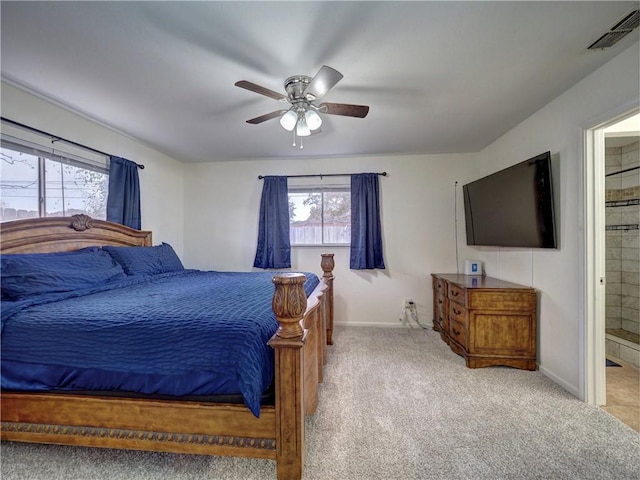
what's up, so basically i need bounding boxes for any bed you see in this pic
[0,214,335,480]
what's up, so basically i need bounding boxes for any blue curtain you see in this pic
[107,156,141,230]
[254,176,291,269]
[350,173,385,270]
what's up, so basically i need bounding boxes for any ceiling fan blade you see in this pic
[235,81,288,102]
[320,102,369,118]
[303,65,343,100]
[246,110,287,124]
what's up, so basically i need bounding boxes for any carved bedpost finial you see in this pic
[70,214,93,232]
[321,253,335,278]
[272,273,307,339]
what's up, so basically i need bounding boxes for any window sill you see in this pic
[291,244,350,248]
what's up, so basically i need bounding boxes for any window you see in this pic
[1,136,109,222]
[289,186,351,245]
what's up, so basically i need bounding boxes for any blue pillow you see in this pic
[1,248,126,301]
[103,243,184,276]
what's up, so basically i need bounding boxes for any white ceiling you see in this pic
[1,1,638,163]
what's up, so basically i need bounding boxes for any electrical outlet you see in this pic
[404,298,414,309]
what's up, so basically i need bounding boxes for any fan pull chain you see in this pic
[300,136,304,149]
[292,130,296,147]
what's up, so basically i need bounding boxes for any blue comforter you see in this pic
[1,270,320,417]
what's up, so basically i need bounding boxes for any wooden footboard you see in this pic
[0,215,335,480]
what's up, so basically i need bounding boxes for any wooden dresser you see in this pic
[432,274,537,370]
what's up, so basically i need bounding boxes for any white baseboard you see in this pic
[539,365,581,399]
[334,321,407,328]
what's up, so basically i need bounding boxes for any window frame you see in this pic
[1,133,109,222]
[288,184,351,247]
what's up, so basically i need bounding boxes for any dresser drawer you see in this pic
[436,291,447,311]
[433,276,447,295]
[448,284,467,306]
[449,319,467,347]
[449,302,468,326]
[467,290,537,311]
[437,304,449,331]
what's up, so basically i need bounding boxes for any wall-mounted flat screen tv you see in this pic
[463,151,557,248]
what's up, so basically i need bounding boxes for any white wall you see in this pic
[456,41,640,398]
[183,153,475,328]
[0,82,186,254]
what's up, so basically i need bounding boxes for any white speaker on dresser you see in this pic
[464,260,482,275]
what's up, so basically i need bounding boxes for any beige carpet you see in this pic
[2,326,639,479]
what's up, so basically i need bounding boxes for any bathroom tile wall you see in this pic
[605,140,639,366]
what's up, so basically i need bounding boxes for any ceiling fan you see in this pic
[235,65,369,148]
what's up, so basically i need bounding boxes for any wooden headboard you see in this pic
[0,214,152,254]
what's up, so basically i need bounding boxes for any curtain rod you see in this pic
[1,117,145,169]
[258,172,387,180]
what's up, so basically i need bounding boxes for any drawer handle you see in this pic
[438,299,443,304]
[452,291,459,297]
[453,308,462,315]
[452,328,461,336]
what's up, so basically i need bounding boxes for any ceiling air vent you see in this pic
[588,9,639,50]
[611,9,640,31]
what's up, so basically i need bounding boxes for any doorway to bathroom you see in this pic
[586,112,640,431]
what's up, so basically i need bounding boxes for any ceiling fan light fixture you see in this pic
[279,109,298,131]
[296,116,311,137]
[236,65,369,147]
[304,109,322,130]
